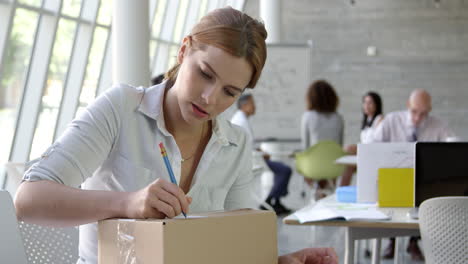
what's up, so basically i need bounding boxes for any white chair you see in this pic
[251,160,274,212]
[419,196,468,264]
[0,190,29,264]
[4,162,80,264]
[18,221,79,264]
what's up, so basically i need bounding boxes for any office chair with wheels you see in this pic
[419,196,468,264]
[295,140,346,200]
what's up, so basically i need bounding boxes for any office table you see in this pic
[335,155,357,165]
[284,203,419,264]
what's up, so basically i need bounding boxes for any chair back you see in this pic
[419,196,468,264]
[4,162,26,196]
[18,221,79,264]
[0,190,29,264]
[3,164,80,264]
[295,140,346,180]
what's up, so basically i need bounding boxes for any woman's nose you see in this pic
[201,85,218,105]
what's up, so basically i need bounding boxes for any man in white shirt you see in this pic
[374,89,455,143]
[374,89,456,261]
[231,94,292,215]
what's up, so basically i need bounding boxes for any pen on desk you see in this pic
[158,142,187,218]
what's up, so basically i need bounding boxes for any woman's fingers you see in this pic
[150,187,182,217]
[157,179,191,215]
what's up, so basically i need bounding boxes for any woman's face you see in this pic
[362,95,376,116]
[174,39,253,124]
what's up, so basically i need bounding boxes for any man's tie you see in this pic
[410,127,418,142]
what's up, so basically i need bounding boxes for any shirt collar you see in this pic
[137,81,238,147]
[137,81,166,120]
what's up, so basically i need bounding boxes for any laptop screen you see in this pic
[415,142,468,206]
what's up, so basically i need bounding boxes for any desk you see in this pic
[284,199,419,264]
[335,155,357,165]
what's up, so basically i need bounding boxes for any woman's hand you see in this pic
[278,248,338,264]
[124,178,192,219]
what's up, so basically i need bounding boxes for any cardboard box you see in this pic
[98,209,278,264]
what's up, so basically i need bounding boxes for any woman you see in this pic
[340,91,383,186]
[360,91,383,143]
[14,7,337,264]
[301,80,344,150]
[300,80,344,196]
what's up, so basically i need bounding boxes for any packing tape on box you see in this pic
[117,221,138,264]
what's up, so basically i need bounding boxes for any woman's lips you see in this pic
[192,103,209,118]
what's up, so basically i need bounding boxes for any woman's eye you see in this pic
[224,88,235,97]
[200,69,212,80]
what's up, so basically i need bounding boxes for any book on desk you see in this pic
[293,202,390,224]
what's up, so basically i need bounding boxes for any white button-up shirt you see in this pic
[230,110,254,143]
[373,110,455,142]
[230,110,269,172]
[23,82,254,264]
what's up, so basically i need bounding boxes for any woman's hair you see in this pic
[306,80,339,113]
[166,7,267,89]
[237,93,253,109]
[361,91,383,130]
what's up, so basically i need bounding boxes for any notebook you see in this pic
[294,202,390,224]
[378,168,414,207]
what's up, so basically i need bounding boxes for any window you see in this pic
[0,0,245,187]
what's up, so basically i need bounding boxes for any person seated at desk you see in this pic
[340,91,384,186]
[374,89,456,261]
[300,80,344,194]
[231,94,293,215]
[14,7,337,264]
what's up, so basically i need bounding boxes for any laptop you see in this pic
[409,142,468,219]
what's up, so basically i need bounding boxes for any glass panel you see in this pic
[76,26,108,116]
[150,39,157,66]
[198,0,208,21]
[151,0,167,38]
[43,0,61,12]
[0,8,38,165]
[166,45,179,71]
[62,0,82,17]
[29,19,76,160]
[96,0,112,25]
[173,0,188,42]
[17,0,41,7]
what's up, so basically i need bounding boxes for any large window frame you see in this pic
[0,0,245,187]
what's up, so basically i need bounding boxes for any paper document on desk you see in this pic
[294,202,390,224]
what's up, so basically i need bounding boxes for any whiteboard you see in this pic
[249,44,311,140]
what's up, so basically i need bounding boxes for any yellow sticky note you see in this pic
[378,168,414,207]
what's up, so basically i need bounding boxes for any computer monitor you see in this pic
[415,142,468,207]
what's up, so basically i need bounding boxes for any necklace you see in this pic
[181,122,206,163]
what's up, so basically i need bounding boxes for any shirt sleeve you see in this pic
[438,123,457,141]
[23,85,125,188]
[224,133,255,210]
[372,114,390,142]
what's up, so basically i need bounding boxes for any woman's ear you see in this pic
[177,36,191,64]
